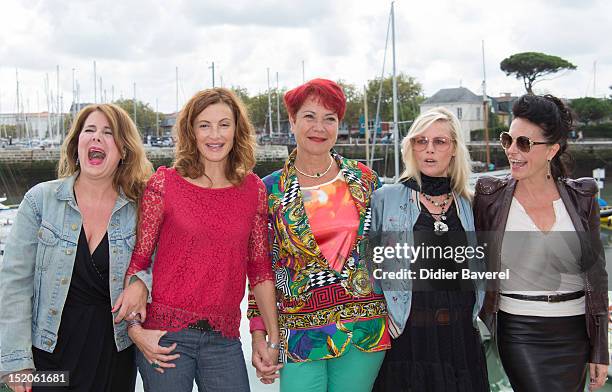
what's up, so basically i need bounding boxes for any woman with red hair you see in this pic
[248,79,390,391]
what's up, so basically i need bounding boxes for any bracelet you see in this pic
[126,319,142,329]
[267,341,280,350]
[129,275,141,285]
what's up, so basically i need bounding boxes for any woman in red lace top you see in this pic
[118,88,279,392]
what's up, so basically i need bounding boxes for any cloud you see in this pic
[184,0,330,27]
[1,0,611,114]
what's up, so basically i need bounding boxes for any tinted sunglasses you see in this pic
[499,132,549,153]
[411,136,453,152]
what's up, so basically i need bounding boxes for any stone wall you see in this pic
[0,145,289,164]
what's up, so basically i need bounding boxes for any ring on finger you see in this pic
[151,360,160,368]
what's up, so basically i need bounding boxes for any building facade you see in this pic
[420,87,491,142]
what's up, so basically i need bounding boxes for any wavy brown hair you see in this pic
[173,88,256,184]
[58,104,153,202]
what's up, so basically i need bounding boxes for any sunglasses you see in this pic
[411,136,453,152]
[499,132,550,153]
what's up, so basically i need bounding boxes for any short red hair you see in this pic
[284,78,346,121]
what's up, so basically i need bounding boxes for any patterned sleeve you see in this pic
[126,167,167,275]
[246,176,274,287]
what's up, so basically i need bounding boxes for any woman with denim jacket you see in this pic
[370,107,489,391]
[0,104,153,392]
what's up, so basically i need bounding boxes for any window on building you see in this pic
[476,107,481,121]
[457,107,463,119]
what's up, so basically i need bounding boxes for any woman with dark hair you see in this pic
[0,104,153,392]
[248,78,390,391]
[475,94,608,391]
[119,88,278,392]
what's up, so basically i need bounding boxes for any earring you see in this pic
[546,159,551,180]
[75,157,80,166]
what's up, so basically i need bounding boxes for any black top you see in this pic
[66,228,110,306]
[32,228,136,392]
[412,200,470,291]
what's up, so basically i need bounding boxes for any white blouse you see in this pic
[499,197,585,317]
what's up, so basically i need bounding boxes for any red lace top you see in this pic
[127,166,273,338]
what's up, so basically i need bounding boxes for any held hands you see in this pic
[128,325,180,374]
[589,363,608,391]
[1,369,33,392]
[112,275,148,324]
[251,331,282,384]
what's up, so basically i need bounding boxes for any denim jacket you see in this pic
[0,175,151,372]
[369,183,486,338]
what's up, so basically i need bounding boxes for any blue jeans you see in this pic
[136,328,249,392]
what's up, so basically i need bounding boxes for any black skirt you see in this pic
[32,229,136,392]
[497,311,589,392]
[373,291,489,392]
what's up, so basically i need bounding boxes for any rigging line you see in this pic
[369,5,393,167]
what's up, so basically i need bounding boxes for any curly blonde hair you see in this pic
[58,104,153,202]
[173,88,256,184]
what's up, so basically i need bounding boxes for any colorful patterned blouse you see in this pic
[248,150,390,363]
[302,172,360,273]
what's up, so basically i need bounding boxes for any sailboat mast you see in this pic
[0,88,6,139]
[133,82,137,130]
[391,1,399,181]
[276,72,281,134]
[16,69,23,140]
[56,65,60,140]
[267,68,273,136]
[93,60,97,103]
[45,73,51,141]
[482,40,490,170]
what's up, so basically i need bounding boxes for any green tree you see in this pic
[366,73,424,133]
[230,86,250,104]
[0,124,18,139]
[336,80,363,130]
[570,97,611,124]
[113,99,163,136]
[237,88,288,134]
[500,52,577,94]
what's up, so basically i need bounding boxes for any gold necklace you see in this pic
[294,156,334,178]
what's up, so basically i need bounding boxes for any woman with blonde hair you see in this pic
[0,104,153,392]
[119,88,278,392]
[371,107,489,391]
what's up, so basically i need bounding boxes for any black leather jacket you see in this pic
[474,175,609,365]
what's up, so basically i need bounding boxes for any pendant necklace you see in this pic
[421,192,452,234]
[295,156,334,179]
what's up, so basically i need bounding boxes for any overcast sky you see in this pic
[1,0,611,115]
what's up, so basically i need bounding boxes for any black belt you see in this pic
[188,319,214,331]
[501,291,584,303]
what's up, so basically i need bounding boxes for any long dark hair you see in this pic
[512,94,573,178]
